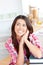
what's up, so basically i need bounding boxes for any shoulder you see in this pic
[29,33,40,45]
[29,33,38,41]
[5,37,15,52]
[5,37,12,48]
[6,37,12,44]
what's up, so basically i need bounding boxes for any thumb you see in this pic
[26,30,29,37]
[27,30,29,35]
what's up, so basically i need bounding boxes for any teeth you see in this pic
[18,31,23,33]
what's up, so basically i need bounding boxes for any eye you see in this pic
[16,23,20,26]
[23,24,26,27]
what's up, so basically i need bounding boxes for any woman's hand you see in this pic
[24,30,29,41]
[20,30,29,45]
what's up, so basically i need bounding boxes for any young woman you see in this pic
[5,15,42,65]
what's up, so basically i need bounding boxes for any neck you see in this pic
[16,36,21,42]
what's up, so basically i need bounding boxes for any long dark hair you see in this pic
[11,15,33,60]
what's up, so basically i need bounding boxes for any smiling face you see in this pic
[14,19,27,38]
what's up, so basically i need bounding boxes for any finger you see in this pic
[26,30,29,35]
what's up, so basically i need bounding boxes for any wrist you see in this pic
[25,39,28,43]
[25,39,30,46]
[20,39,24,46]
[19,41,24,47]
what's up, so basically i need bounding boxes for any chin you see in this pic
[18,34,24,37]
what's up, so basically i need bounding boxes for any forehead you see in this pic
[16,19,26,24]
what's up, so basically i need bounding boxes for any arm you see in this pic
[23,30,42,58]
[5,38,25,65]
[16,38,24,65]
[25,39,42,58]
[5,38,17,64]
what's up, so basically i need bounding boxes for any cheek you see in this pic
[23,28,27,33]
[14,26,19,34]
[14,26,17,33]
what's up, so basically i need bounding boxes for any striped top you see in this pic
[5,33,43,65]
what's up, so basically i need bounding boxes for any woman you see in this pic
[5,15,42,65]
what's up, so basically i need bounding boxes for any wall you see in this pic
[0,0,22,38]
[22,0,43,18]
[0,0,22,14]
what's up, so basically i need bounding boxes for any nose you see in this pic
[19,25,23,30]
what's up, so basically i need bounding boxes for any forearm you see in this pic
[16,44,24,65]
[25,39,42,58]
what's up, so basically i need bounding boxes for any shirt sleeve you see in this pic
[29,33,43,51]
[5,38,17,64]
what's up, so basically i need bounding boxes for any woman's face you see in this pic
[14,19,27,38]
